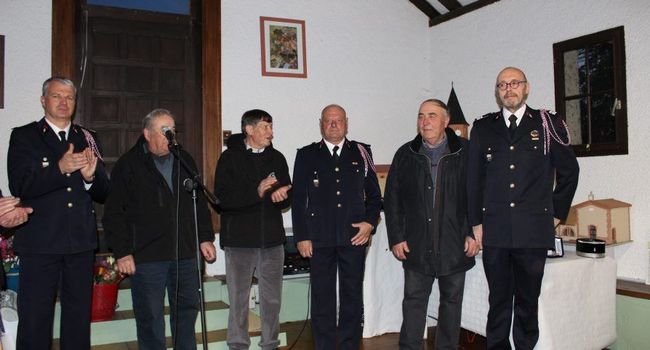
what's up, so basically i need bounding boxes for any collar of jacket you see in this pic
[317,138,351,150]
[408,127,462,154]
[225,132,276,152]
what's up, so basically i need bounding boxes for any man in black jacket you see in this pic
[214,109,291,350]
[103,108,216,349]
[468,67,579,349]
[384,99,479,350]
[8,77,110,350]
[292,104,382,350]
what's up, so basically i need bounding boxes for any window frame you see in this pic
[553,26,628,157]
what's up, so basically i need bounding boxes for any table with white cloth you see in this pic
[363,216,617,349]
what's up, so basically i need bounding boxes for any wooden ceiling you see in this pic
[409,0,500,27]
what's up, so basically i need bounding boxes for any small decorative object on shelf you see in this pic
[91,254,125,322]
[555,192,631,245]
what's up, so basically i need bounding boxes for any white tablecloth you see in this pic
[363,217,617,349]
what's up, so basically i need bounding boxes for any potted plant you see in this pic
[91,254,124,322]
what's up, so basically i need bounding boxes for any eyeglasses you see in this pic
[496,80,527,91]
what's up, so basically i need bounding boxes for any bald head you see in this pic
[320,104,348,144]
[495,66,530,112]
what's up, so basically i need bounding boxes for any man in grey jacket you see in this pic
[384,99,479,350]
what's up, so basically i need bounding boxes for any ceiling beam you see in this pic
[409,0,441,19]
[429,0,500,27]
[438,0,463,12]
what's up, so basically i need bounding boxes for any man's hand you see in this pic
[297,240,313,258]
[80,148,98,182]
[0,196,20,216]
[200,241,217,262]
[350,222,373,245]
[464,236,480,257]
[270,184,292,203]
[0,197,33,228]
[116,255,136,275]
[257,174,278,198]
[58,143,89,174]
[391,241,410,260]
[472,224,483,249]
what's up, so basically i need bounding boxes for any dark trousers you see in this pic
[310,245,366,350]
[130,258,200,350]
[399,268,466,350]
[483,247,547,350]
[17,250,94,350]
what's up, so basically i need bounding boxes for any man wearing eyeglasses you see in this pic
[467,67,579,349]
[7,76,110,349]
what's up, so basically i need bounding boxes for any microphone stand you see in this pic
[167,141,218,350]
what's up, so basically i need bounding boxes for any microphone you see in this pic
[161,126,177,147]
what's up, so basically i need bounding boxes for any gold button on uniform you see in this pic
[67,203,73,208]
[337,203,342,208]
[66,173,71,177]
[509,145,515,150]
[335,167,340,172]
[510,183,515,188]
[336,191,341,196]
[510,202,515,208]
[336,179,340,183]
[67,187,72,192]
[509,164,515,170]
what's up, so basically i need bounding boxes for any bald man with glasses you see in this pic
[467,67,579,349]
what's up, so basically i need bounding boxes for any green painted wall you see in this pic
[611,295,650,349]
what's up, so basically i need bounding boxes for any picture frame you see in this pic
[1,35,5,109]
[259,17,307,78]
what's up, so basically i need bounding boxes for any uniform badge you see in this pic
[312,171,319,188]
[530,130,540,141]
[486,153,493,162]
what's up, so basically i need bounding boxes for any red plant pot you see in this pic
[91,283,119,322]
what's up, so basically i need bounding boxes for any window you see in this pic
[553,26,627,157]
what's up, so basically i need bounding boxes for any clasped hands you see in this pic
[257,173,292,203]
[0,196,33,228]
[58,143,97,182]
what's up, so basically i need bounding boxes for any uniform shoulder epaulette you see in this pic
[474,112,498,123]
[78,125,98,134]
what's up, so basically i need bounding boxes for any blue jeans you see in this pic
[131,258,200,350]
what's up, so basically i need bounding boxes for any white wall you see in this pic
[3,0,649,282]
[222,0,430,166]
[425,0,650,281]
[0,1,52,192]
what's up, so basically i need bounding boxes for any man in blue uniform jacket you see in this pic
[7,77,110,349]
[467,67,579,350]
[292,104,382,350]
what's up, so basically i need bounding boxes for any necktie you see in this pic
[508,114,517,138]
[332,145,340,163]
[59,130,67,143]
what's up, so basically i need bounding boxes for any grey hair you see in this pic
[420,98,450,118]
[142,108,175,130]
[320,104,347,119]
[42,77,77,97]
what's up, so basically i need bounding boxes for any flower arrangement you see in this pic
[0,234,19,273]
[94,254,124,285]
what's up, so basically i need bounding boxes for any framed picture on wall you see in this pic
[259,17,307,78]
[1,34,5,108]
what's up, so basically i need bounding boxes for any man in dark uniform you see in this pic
[8,77,110,349]
[292,104,382,350]
[467,67,579,349]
